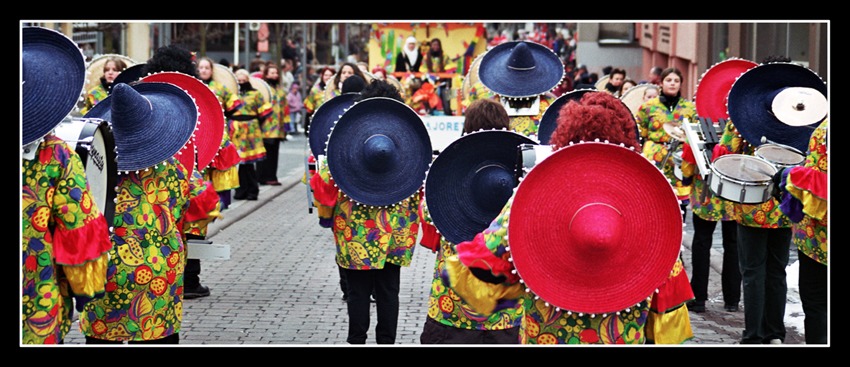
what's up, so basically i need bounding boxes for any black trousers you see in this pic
[343,263,400,344]
[737,225,791,344]
[798,249,827,344]
[690,216,741,305]
[255,138,280,183]
[86,333,179,344]
[420,317,520,344]
[234,163,259,199]
[185,234,203,288]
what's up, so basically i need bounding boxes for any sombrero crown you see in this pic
[478,41,564,98]
[22,26,86,146]
[424,129,535,244]
[326,97,432,207]
[507,141,682,314]
[85,82,198,172]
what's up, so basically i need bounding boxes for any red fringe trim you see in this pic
[185,182,220,223]
[789,166,827,199]
[211,143,242,170]
[54,214,112,265]
[456,233,519,283]
[309,173,339,207]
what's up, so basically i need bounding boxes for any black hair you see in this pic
[341,75,367,93]
[143,44,197,78]
[355,79,403,103]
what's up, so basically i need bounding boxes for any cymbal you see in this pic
[663,122,687,141]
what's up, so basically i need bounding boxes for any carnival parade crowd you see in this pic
[22,25,828,346]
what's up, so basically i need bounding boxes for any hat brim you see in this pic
[308,93,358,158]
[536,89,594,144]
[462,51,487,101]
[478,41,564,98]
[85,53,137,94]
[249,77,272,104]
[23,27,87,145]
[508,142,682,314]
[425,130,535,244]
[727,62,827,152]
[324,71,375,101]
[620,84,657,116]
[326,97,432,206]
[694,58,758,120]
[142,72,225,170]
[85,82,198,172]
[213,63,239,96]
[595,74,610,91]
[113,63,147,85]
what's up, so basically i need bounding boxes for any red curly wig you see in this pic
[549,91,640,150]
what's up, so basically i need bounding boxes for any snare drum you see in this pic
[708,154,777,204]
[755,143,805,170]
[53,118,117,221]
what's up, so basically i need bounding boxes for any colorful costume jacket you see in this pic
[445,199,656,344]
[778,119,828,265]
[183,169,222,238]
[79,158,191,342]
[80,82,109,116]
[204,79,243,192]
[231,89,272,164]
[262,82,289,139]
[22,135,112,344]
[303,82,327,115]
[716,120,792,228]
[635,96,697,200]
[419,201,522,331]
[310,157,421,270]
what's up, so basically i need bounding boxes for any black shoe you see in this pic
[184,285,210,299]
[245,195,258,201]
[687,300,706,313]
[724,304,739,312]
[233,194,247,200]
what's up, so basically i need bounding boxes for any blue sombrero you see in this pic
[424,129,535,244]
[85,82,198,172]
[325,97,432,207]
[727,62,827,153]
[22,26,86,146]
[536,89,596,144]
[477,41,564,99]
[308,92,358,158]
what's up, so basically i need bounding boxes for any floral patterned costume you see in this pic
[418,202,522,333]
[231,88,272,164]
[204,79,243,192]
[635,96,697,201]
[498,94,554,138]
[262,82,289,140]
[80,82,109,116]
[22,135,112,344]
[79,158,191,342]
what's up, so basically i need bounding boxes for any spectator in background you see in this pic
[287,82,304,134]
[425,38,449,73]
[395,36,423,73]
[642,66,663,85]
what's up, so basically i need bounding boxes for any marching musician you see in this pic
[715,55,826,344]
[22,26,112,344]
[445,92,694,344]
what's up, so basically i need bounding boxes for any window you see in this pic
[598,23,635,45]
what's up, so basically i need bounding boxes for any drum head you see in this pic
[713,154,776,182]
[755,144,805,167]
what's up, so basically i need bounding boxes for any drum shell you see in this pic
[707,154,776,204]
[672,150,684,180]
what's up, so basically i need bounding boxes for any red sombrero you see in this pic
[141,72,225,170]
[507,141,682,314]
[694,58,758,120]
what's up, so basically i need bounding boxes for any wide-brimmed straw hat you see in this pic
[308,92,358,158]
[84,53,136,94]
[22,26,87,146]
[507,141,683,314]
[536,88,595,144]
[213,63,239,96]
[141,72,224,170]
[477,41,564,99]
[84,82,198,172]
[325,97,432,207]
[727,62,827,153]
[424,129,534,244]
[694,58,758,120]
[620,83,658,116]
[249,76,272,103]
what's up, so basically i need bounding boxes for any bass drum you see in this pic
[53,118,117,221]
[707,154,776,204]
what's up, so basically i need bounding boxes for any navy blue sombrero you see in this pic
[424,129,534,244]
[477,41,564,99]
[325,97,432,207]
[536,89,596,145]
[308,92,358,158]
